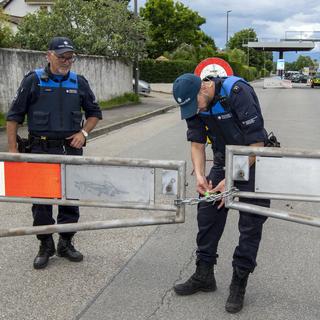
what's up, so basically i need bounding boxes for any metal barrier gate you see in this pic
[225,145,320,228]
[0,153,186,237]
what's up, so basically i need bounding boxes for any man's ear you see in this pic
[46,51,51,62]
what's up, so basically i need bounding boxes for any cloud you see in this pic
[131,0,320,59]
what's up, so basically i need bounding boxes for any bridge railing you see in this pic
[283,31,320,42]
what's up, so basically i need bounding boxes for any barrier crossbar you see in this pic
[0,152,186,237]
[225,146,320,228]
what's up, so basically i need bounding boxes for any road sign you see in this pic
[194,57,234,79]
[277,59,285,70]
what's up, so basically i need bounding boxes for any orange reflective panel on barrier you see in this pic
[4,162,61,198]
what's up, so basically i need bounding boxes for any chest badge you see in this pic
[66,89,78,94]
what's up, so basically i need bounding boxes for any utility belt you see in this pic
[29,135,73,148]
[17,135,75,153]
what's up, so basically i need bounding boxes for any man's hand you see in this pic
[6,121,19,153]
[66,131,86,149]
[196,175,213,195]
[8,147,18,153]
[211,178,226,209]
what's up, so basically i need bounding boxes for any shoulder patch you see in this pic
[232,85,242,93]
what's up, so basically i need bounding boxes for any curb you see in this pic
[0,105,177,139]
[89,104,177,140]
[151,90,172,95]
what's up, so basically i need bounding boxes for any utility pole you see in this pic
[133,0,139,95]
[226,10,232,49]
[247,34,250,66]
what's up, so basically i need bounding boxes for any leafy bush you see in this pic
[0,112,6,127]
[139,59,197,83]
[14,0,147,60]
[0,9,14,48]
[139,53,263,83]
[99,93,139,110]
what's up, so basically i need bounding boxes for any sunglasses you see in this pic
[53,52,77,63]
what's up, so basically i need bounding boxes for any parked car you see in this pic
[132,79,151,94]
[284,71,300,80]
[311,73,320,88]
[291,74,309,83]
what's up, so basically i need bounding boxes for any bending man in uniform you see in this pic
[6,37,102,269]
[172,73,270,313]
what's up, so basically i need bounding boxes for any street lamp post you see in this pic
[226,10,232,49]
[134,0,139,95]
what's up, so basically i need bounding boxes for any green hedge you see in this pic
[214,53,259,81]
[0,112,5,127]
[259,68,270,77]
[139,59,197,83]
[139,56,262,83]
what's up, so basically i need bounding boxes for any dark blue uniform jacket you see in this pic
[186,78,267,166]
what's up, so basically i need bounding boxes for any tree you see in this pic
[295,55,315,70]
[285,56,315,71]
[140,0,216,58]
[227,48,247,65]
[164,39,216,63]
[228,28,273,71]
[285,61,298,71]
[0,9,14,48]
[14,0,148,60]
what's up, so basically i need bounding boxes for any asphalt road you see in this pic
[0,81,319,319]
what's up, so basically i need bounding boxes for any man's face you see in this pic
[197,79,215,112]
[47,51,75,75]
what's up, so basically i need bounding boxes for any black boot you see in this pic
[57,236,83,262]
[225,266,250,313]
[174,260,216,295]
[33,236,55,269]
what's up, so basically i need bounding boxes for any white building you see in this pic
[0,0,54,32]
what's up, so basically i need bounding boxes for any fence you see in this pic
[0,152,186,237]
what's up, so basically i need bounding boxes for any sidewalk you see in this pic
[0,90,176,152]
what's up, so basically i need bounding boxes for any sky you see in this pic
[128,0,320,62]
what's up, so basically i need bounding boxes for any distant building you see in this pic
[0,0,54,32]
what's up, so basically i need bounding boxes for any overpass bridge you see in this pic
[243,31,320,59]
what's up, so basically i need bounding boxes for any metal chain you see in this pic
[175,187,238,206]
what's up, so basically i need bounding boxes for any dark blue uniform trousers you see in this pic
[31,143,83,241]
[196,165,270,272]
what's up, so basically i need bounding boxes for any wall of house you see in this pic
[0,48,133,113]
[4,1,40,16]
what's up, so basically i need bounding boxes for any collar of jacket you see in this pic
[45,64,70,82]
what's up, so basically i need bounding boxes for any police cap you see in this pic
[48,37,75,55]
[173,73,201,120]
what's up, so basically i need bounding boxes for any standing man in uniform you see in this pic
[6,37,102,269]
[172,73,270,313]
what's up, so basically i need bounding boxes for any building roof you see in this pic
[5,13,21,25]
[24,0,55,4]
[0,0,13,9]
[1,0,55,8]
